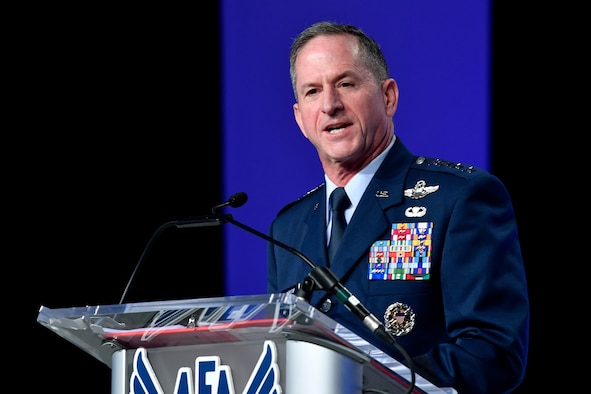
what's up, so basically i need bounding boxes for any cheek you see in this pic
[296,107,319,136]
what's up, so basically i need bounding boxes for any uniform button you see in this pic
[319,298,333,313]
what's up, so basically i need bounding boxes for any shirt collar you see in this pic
[325,135,396,221]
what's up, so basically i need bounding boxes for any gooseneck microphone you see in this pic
[214,193,389,339]
[118,215,223,304]
[215,192,416,393]
[215,196,387,338]
[118,193,250,304]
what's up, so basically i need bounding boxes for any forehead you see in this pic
[296,34,359,68]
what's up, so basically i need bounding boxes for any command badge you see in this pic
[404,180,439,199]
[384,302,415,336]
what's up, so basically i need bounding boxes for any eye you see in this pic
[305,88,319,96]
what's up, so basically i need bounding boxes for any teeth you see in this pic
[329,127,345,134]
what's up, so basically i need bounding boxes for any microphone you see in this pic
[214,193,388,338]
[177,192,247,228]
[118,193,249,304]
[211,191,248,213]
[216,201,393,343]
[216,192,416,392]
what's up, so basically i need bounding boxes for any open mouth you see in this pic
[326,124,348,134]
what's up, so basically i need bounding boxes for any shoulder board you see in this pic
[412,156,478,174]
[299,182,325,199]
[277,183,325,215]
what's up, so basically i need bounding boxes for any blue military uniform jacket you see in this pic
[267,137,529,393]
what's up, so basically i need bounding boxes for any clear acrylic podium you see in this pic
[37,292,450,394]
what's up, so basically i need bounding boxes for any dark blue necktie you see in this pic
[328,187,350,264]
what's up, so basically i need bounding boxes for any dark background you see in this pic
[15,3,564,392]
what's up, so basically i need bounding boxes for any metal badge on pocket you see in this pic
[384,302,415,336]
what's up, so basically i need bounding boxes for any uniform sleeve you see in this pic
[418,173,530,393]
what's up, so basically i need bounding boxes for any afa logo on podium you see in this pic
[129,340,282,394]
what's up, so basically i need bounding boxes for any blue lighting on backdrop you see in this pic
[221,1,490,296]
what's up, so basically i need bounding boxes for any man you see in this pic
[267,21,529,393]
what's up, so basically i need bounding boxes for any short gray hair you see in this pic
[289,21,390,100]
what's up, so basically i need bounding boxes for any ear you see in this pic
[383,78,399,117]
[293,102,309,139]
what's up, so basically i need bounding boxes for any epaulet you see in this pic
[413,156,477,174]
[299,182,325,199]
[277,183,325,215]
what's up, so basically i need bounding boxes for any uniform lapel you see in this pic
[298,185,331,268]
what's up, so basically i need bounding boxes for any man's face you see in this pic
[292,34,398,169]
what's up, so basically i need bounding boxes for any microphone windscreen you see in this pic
[228,192,248,208]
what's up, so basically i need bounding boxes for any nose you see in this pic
[321,87,343,115]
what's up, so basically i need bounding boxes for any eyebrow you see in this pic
[298,70,359,91]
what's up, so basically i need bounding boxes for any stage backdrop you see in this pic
[221,1,490,296]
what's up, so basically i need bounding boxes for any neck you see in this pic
[324,133,393,187]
